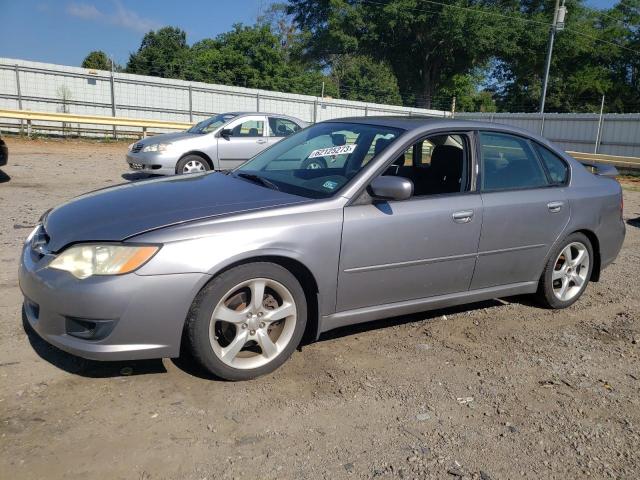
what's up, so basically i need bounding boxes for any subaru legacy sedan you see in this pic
[20,117,624,380]
[126,112,306,175]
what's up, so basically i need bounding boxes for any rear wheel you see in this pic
[536,232,593,308]
[176,155,210,175]
[186,263,307,380]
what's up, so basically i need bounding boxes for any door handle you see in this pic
[547,201,564,213]
[452,210,474,223]
[257,139,267,144]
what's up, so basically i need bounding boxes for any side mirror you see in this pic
[581,161,618,178]
[220,128,232,139]
[369,176,413,201]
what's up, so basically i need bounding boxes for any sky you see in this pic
[0,0,622,68]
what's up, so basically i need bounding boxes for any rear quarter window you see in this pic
[533,143,569,185]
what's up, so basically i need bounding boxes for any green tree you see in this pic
[125,27,190,78]
[331,55,402,104]
[185,24,336,96]
[81,50,114,71]
[286,0,513,109]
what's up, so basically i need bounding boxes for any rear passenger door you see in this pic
[470,131,570,290]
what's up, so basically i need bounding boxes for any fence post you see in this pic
[540,113,545,136]
[188,85,193,123]
[451,96,456,118]
[14,65,25,134]
[313,99,318,123]
[256,92,260,112]
[109,66,117,139]
[594,94,605,154]
[365,105,369,117]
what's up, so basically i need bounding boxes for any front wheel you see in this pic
[176,155,210,175]
[186,263,307,380]
[536,232,593,308]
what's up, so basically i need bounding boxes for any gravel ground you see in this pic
[1,137,639,480]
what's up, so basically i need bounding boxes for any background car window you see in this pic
[383,134,467,196]
[480,132,549,191]
[269,117,301,137]
[231,120,264,137]
[533,143,569,184]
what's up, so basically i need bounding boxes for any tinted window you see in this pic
[269,117,301,137]
[480,132,548,191]
[534,144,569,184]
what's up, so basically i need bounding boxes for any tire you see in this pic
[301,157,327,170]
[186,262,307,381]
[536,232,593,309]
[176,155,210,175]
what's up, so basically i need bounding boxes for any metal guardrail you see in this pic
[567,151,640,168]
[0,108,191,137]
[1,108,639,169]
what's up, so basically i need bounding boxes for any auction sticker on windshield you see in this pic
[308,144,356,159]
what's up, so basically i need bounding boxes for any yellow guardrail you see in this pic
[566,151,640,167]
[0,108,192,132]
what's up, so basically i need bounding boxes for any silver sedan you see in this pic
[126,112,307,175]
[20,117,625,380]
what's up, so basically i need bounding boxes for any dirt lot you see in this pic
[1,137,639,480]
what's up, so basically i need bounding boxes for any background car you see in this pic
[0,135,8,168]
[126,112,307,175]
[21,117,624,381]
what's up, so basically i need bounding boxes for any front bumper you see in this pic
[19,243,210,360]
[126,150,180,176]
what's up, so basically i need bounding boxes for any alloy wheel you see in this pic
[552,242,590,301]
[209,278,297,369]
[182,160,206,174]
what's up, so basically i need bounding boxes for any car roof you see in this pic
[225,112,306,123]
[323,115,536,138]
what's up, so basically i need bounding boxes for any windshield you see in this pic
[234,122,403,199]
[188,113,237,134]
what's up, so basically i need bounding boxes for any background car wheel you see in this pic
[186,262,307,381]
[176,155,210,175]
[536,232,593,309]
[300,157,327,170]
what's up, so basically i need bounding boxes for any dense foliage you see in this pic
[82,0,640,113]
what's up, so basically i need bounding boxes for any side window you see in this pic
[480,132,549,191]
[533,143,569,184]
[269,117,301,137]
[383,133,468,196]
[231,120,264,137]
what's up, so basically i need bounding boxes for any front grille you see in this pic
[131,143,143,153]
[129,162,144,170]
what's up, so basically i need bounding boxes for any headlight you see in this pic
[48,244,160,279]
[142,143,173,153]
[127,143,134,151]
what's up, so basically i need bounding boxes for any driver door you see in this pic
[216,115,268,169]
[337,132,482,311]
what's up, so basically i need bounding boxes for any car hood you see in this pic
[136,131,200,145]
[43,173,310,252]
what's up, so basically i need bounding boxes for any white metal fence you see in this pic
[1,58,639,157]
[456,112,640,158]
[0,57,448,137]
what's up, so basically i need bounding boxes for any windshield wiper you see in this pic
[235,172,280,191]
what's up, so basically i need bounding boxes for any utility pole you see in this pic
[539,0,567,114]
